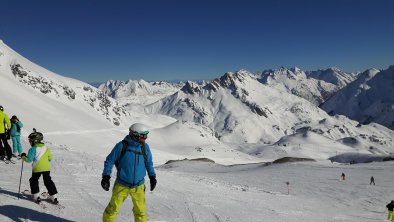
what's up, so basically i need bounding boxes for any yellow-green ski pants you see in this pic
[388,210,394,220]
[103,183,146,222]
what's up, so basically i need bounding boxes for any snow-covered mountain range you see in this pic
[103,67,354,107]
[0,40,245,161]
[99,79,182,99]
[306,67,355,88]
[257,67,354,105]
[99,79,183,111]
[1,39,393,162]
[321,66,394,131]
[142,70,394,160]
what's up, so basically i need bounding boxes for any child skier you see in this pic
[21,130,59,204]
[10,115,23,158]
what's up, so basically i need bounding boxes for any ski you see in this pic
[4,159,16,164]
[21,190,47,209]
[41,192,65,209]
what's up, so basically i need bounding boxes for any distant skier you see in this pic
[10,115,23,158]
[341,172,346,180]
[0,105,13,162]
[370,176,375,185]
[101,123,157,222]
[387,200,394,221]
[21,130,59,204]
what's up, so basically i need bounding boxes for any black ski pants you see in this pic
[29,171,58,196]
[0,133,12,160]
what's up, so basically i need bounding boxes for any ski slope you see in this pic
[0,131,393,222]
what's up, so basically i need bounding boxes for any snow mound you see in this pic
[149,120,261,165]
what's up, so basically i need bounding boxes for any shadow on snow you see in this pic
[0,187,74,222]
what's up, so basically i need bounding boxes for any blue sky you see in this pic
[1,0,393,83]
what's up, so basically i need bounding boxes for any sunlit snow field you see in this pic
[0,129,393,222]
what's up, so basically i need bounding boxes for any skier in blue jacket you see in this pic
[101,123,157,222]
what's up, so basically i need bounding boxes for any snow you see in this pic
[144,69,394,155]
[321,66,394,131]
[1,144,394,221]
[99,80,182,111]
[1,40,394,222]
[257,67,342,105]
[307,67,355,88]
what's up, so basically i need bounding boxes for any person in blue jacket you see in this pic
[101,123,157,222]
[10,115,23,158]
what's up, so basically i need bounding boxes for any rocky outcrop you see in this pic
[273,157,316,164]
[10,63,128,126]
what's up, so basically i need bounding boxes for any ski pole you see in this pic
[18,160,24,200]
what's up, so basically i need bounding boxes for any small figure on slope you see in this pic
[10,115,23,158]
[370,176,375,185]
[21,130,59,204]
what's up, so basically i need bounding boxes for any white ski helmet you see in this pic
[129,123,149,135]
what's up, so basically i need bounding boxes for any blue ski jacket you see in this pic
[102,135,156,188]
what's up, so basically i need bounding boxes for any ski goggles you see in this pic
[139,133,148,140]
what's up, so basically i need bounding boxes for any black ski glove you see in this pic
[149,176,157,191]
[101,175,111,191]
[6,130,10,140]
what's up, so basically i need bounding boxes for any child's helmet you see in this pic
[28,131,44,145]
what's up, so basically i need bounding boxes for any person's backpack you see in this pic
[114,140,147,170]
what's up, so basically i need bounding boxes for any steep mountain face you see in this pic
[99,79,183,106]
[99,79,182,98]
[306,67,355,88]
[257,67,342,105]
[0,40,129,130]
[321,67,394,130]
[145,70,394,154]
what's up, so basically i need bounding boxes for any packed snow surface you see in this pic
[1,141,393,222]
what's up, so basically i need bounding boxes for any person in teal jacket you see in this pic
[10,115,23,157]
[101,123,157,222]
[21,130,58,204]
